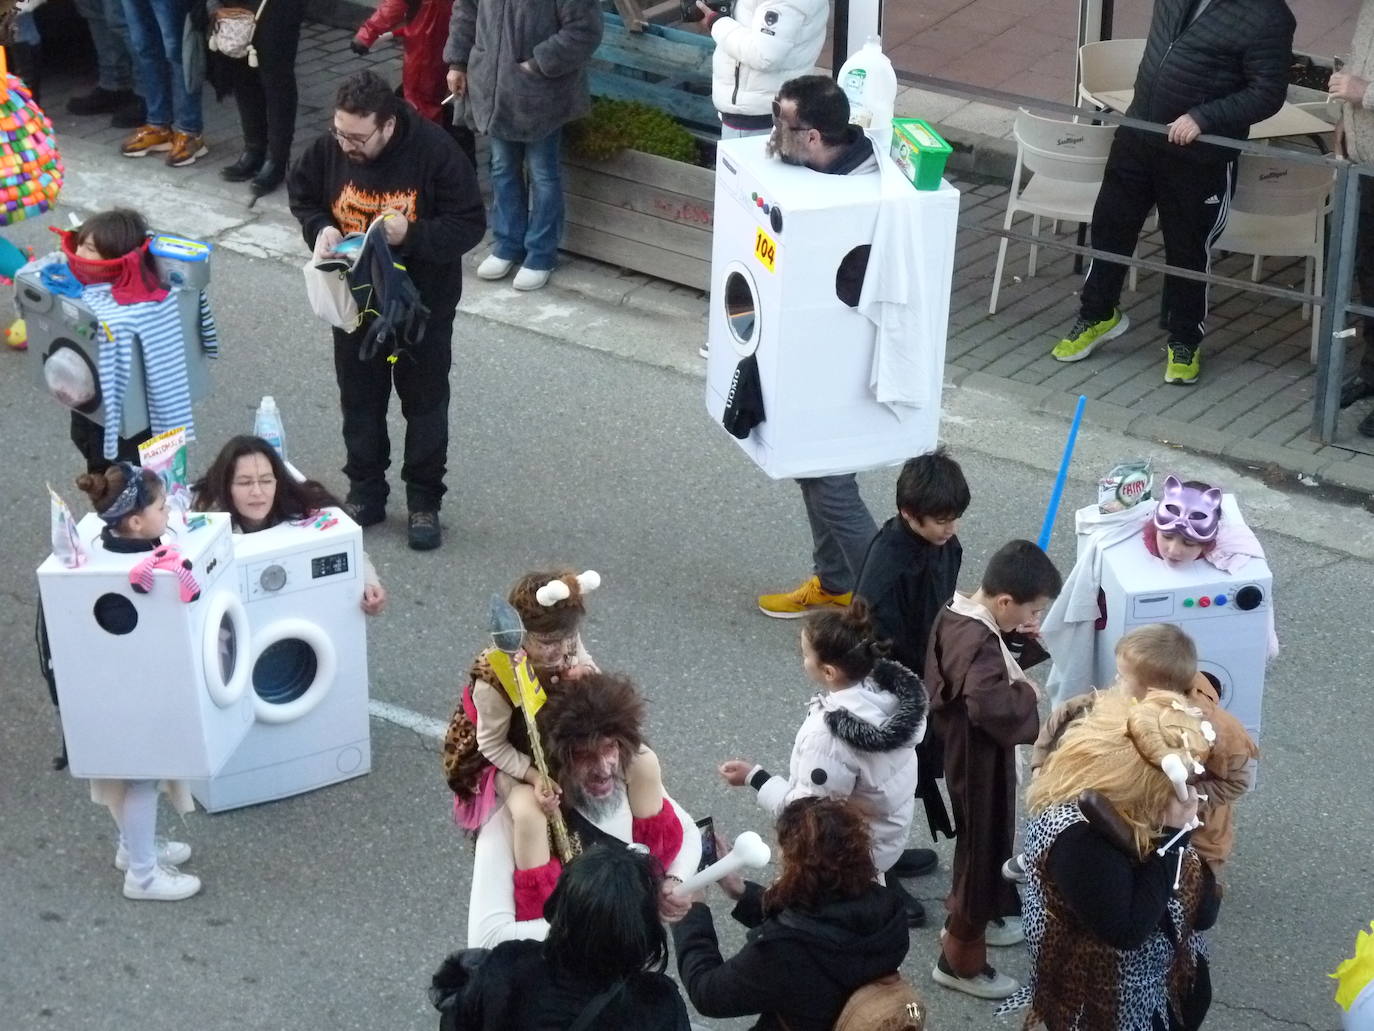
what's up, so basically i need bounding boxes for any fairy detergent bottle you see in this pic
[838,36,897,152]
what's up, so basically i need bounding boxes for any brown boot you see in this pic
[165,131,209,168]
[120,125,173,157]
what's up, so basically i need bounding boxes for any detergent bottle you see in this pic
[254,396,287,461]
[837,36,897,152]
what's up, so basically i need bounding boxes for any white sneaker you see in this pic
[986,915,1025,947]
[476,254,514,280]
[1001,853,1027,883]
[115,838,192,871]
[123,865,202,902]
[932,959,1019,1000]
[698,342,710,358]
[512,266,551,291]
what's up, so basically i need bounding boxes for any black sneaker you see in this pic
[1340,375,1374,409]
[341,499,385,528]
[891,847,939,879]
[408,510,441,551]
[887,877,927,927]
[67,87,132,116]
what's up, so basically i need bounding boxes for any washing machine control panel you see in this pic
[1130,582,1267,621]
[244,543,358,601]
[311,552,350,579]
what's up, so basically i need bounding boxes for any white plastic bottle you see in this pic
[837,36,897,152]
[254,395,287,461]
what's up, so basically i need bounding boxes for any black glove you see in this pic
[349,39,369,56]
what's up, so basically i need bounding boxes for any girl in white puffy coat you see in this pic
[720,598,927,875]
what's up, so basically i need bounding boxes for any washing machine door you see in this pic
[202,590,252,707]
[1195,658,1233,711]
[42,339,101,413]
[249,618,337,724]
[720,261,761,359]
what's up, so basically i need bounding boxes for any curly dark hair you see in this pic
[191,435,338,529]
[334,69,401,123]
[539,672,645,786]
[508,569,587,635]
[763,798,877,916]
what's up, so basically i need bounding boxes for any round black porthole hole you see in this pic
[94,593,138,635]
[835,245,871,308]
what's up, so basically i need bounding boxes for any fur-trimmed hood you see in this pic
[821,659,928,753]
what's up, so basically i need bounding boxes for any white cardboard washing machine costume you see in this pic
[36,511,254,780]
[704,134,958,478]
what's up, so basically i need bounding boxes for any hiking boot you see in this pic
[986,915,1025,947]
[757,575,851,619]
[932,955,1019,1000]
[1001,853,1027,883]
[408,510,441,551]
[123,865,202,902]
[1340,375,1374,409]
[166,131,209,168]
[1051,309,1129,362]
[68,86,133,116]
[115,839,191,871]
[1164,340,1201,385]
[891,847,939,879]
[121,124,174,157]
[341,499,385,528]
[477,254,514,280]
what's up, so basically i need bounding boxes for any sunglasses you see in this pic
[771,99,812,133]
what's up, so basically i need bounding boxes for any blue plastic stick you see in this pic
[1038,395,1088,550]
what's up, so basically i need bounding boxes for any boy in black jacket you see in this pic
[854,448,970,901]
[288,70,486,551]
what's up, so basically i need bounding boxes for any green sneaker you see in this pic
[1051,310,1129,362]
[1164,341,1201,385]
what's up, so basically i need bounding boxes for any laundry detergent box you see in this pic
[890,118,953,191]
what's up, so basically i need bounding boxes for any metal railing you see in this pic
[894,70,1372,447]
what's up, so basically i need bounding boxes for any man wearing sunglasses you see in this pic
[288,70,486,552]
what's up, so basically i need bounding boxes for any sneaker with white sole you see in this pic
[512,266,551,291]
[986,915,1025,947]
[1001,853,1027,883]
[115,838,191,871]
[476,254,514,280]
[699,342,710,359]
[932,956,1019,1000]
[123,865,202,902]
[1051,309,1129,362]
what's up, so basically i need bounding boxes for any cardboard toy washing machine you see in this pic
[704,134,959,478]
[20,234,214,438]
[191,509,371,811]
[1094,495,1272,743]
[36,512,254,780]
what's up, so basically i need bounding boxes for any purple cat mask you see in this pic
[1152,475,1222,543]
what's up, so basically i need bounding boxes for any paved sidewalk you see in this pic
[38,21,1374,498]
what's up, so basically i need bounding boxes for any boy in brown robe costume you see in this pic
[925,539,1062,1000]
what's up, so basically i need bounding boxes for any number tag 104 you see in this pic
[753,227,777,272]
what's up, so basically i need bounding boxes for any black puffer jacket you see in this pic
[1126,0,1296,161]
[672,882,909,1031]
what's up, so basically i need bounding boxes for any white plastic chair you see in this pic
[1210,154,1334,359]
[1077,39,1147,109]
[989,110,1117,314]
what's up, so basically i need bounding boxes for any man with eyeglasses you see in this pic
[288,70,485,552]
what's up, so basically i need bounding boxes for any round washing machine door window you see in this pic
[248,618,337,724]
[202,591,252,707]
[43,342,101,412]
[722,266,761,358]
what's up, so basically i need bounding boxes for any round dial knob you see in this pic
[1234,584,1263,611]
[259,564,287,592]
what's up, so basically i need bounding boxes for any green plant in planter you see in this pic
[567,97,700,164]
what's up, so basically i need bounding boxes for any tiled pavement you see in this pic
[40,19,1374,495]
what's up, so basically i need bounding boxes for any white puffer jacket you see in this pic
[752,659,927,873]
[709,0,829,118]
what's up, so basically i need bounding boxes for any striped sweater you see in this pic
[83,285,218,459]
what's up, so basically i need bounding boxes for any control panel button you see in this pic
[1198,596,1211,608]
[259,564,286,592]
[1235,584,1264,611]
[1215,594,1227,606]
[1182,598,1194,608]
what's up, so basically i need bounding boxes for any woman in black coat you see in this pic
[672,797,911,1031]
[430,845,691,1030]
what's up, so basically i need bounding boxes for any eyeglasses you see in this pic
[232,477,276,491]
[330,123,382,147]
[771,99,812,133]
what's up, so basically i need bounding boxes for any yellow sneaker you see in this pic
[757,575,852,619]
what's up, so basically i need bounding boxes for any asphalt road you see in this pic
[2,224,1371,1031]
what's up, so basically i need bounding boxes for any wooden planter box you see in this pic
[562,147,714,291]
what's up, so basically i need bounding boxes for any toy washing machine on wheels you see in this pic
[191,510,371,812]
[1094,495,1272,743]
[37,513,254,780]
[705,135,960,477]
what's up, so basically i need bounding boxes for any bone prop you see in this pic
[673,831,771,897]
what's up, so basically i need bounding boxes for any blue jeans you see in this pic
[120,0,202,133]
[74,0,135,92]
[488,130,563,272]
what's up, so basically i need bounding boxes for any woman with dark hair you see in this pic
[430,845,691,1030]
[672,797,912,1031]
[192,435,386,613]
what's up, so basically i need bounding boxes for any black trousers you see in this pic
[70,411,151,473]
[331,300,456,513]
[227,0,306,162]
[1080,131,1236,348]
[1354,181,1374,381]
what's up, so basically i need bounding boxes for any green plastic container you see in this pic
[890,118,953,191]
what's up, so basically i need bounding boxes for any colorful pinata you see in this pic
[0,72,61,226]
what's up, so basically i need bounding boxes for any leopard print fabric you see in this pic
[440,650,534,798]
[998,802,1209,1030]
